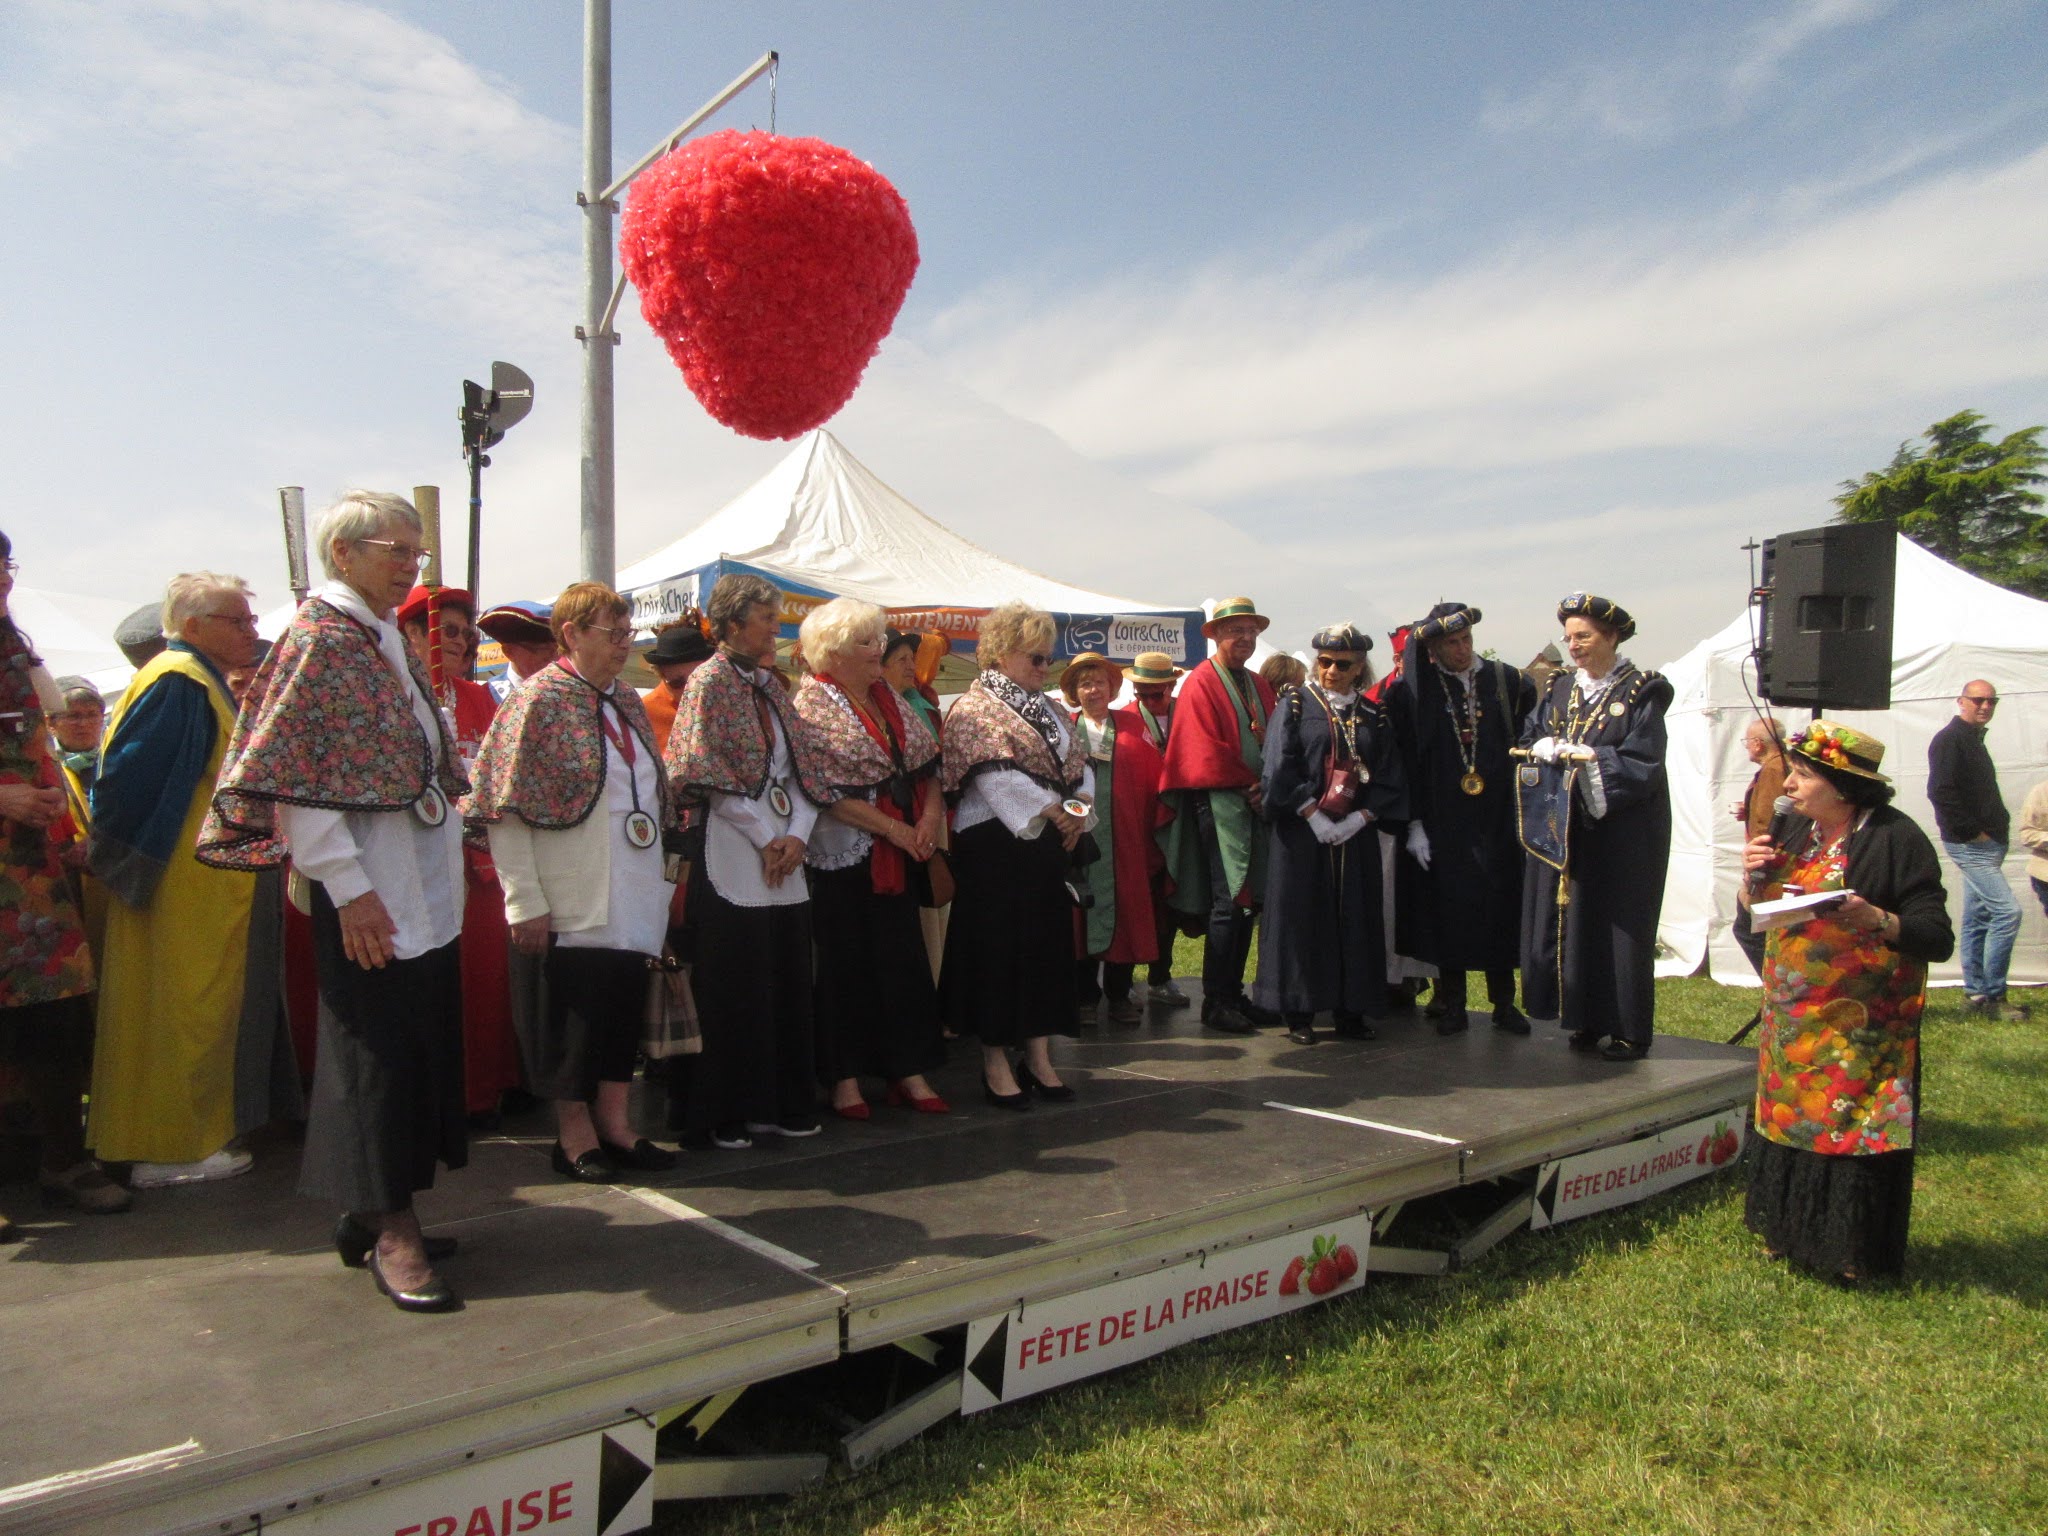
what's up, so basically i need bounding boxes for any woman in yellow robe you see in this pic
[87,575,259,1183]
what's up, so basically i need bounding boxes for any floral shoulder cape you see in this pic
[792,673,938,803]
[941,674,1086,796]
[197,596,467,871]
[664,650,833,806]
[463,660,671,830]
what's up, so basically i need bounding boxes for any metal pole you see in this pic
[579,0,615,584]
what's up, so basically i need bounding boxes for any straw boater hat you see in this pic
[1058,650,1124,705]
[1126,650,1183,684]
[1203,597,1270,638]
[1556,592,1637,643]
[1789,721,1891,783]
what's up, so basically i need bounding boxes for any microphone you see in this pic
[1749,794,1796,893]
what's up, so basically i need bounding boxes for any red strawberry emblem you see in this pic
[1697,1134,1713,1164]
[1280,1256,1304,1296]
[1333,1243,1360,1280]
[1306,1257,1342,1296]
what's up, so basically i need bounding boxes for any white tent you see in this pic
[1657,535,2048,988]
[10,585,140,695]
[615,429,1207,664]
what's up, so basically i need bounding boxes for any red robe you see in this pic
[446,678,522,1114]
[1078,709,1172,963]
[1160,658,1275,791]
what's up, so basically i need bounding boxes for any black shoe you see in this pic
[334,1214,457,1269]
[1106,997,1144,1026]
[1331,1014,1378,1041]
[598,1137,679,1172]
[1015,1059,1076,1102]
[1286,1023,1318,1045]
[1203,1001,1257,1035]
[1491,1005,1532,1036]
[550,1143,619,1183]
[1600,1039,1650,1062]
[1435,1013,1470,1036]
[368,1249,460,1313]
[983,1077,1033,1110]
[1567,1030,1604,1053]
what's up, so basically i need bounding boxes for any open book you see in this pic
[1750,888,1854,931]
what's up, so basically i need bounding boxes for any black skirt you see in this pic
[811,863,945,1084]
[534,945,646,1099]
[939,819,1077,1048]
[1745,1137,1914,1280]
[298,885,466,1214]
[682,867,815,1132]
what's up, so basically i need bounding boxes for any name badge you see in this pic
[412,785,448,827]
[624,810,658,849]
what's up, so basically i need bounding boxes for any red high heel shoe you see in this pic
[886,1082,951,1114]
[833,1098,872,1122]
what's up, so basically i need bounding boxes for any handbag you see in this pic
[641,949,701,1059]
[1318,760,1363,817]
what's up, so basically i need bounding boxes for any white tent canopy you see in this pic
[11,585,140,695]
[1657,535,2048,988]
[616,429,1205,662]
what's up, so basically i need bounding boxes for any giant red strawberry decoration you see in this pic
[619,129,919,440]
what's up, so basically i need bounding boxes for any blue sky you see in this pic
[4,0,2045,666]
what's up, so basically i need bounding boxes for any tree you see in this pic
[1834,410,2048,597]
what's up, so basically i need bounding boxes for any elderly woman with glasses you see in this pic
[201,492,470,1312]
[88,571,264,1190]
[940,601,1093,1106]
[466,582,679,1182]
[1251,625,1407,1045]
[794,598,948,1118]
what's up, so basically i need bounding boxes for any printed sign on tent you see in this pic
[1058,614,1196,663]
[628,573,701,633]
[960,1218,1370,1413]
[1529,1109,1746,1230]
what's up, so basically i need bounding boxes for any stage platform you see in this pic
[0,999,1753,1535]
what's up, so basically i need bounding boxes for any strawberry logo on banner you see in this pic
[619,128,920,440]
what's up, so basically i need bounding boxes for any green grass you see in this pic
[656,978,2048,1536]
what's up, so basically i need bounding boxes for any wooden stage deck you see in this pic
[0,1000,1753,1535]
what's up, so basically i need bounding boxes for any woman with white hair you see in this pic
[940,601,1093,1106]
[88,569,262,1187]
[794,597,948,1118]
[201,491,470,1313]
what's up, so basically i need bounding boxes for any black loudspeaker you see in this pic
[1756,523,1896,711]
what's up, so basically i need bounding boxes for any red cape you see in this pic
[1159,659,1275,792]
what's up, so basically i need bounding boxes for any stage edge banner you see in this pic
[1529,1109,1748,1230]
[959,1216,1371,1413]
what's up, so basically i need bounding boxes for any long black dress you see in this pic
[1251,685,1407,1023]
[1517,662,1673,1049]
[1389,655,1534,978]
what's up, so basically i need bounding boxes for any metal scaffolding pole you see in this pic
[578,0,616,584]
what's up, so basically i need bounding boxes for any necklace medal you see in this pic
[624,810,658,849]
[767,781,794,818]
[1460,770,1486,796]
[412,784,447,827]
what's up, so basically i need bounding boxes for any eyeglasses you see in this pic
[1,560,19,574]
[354,538,430,566]
[205,612,260,630]
[1026,653,1051,668]
[581,623,635,644]
[1961,694,1999,706]
[53,707,103,723]
[1316,656,1360,672]
[430,620,472,641]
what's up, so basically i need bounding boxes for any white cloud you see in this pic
[923,142,2048,506]
[1730,0,1893,98]
[14,0,577,336]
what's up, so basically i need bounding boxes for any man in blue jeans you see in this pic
[1927,680,2028,1019]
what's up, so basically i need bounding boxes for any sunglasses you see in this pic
[1025,653,1051,667]
[1316,656,1360,672]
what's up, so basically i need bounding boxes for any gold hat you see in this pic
[1058,650,1124,704]
[1127,650,1183,684]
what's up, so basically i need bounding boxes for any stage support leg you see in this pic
[1450,1190,1537,1270]
[841,1372,964,1472]
[653,1454,830,1500]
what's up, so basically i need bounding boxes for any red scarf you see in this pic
[814,672,930,896]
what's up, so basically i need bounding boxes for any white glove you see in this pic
[1307,809,1344,845]
[1407,821,1432,870]
[1327,810,1370,846]
[1530,736,1560,766]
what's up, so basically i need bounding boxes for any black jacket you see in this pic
[1778,803,1955,964]
[1926,715,2008,844]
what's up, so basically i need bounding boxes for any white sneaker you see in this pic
[129,1148,254,1188]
